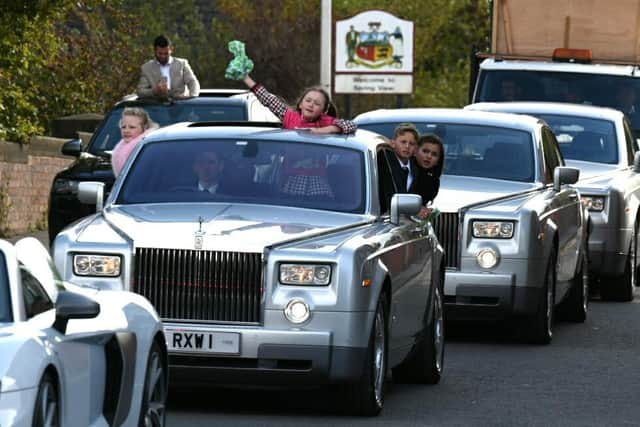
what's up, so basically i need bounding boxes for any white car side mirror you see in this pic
[77,181,105,211]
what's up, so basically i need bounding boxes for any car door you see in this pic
[375,146,433,355]
[17,245,105,426]
[542,127,580,293]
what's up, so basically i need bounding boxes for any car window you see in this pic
[116,139,366,214]
[0,252,12,323]
[88,103,247,155]
[477,70,640,131]
[20,263,53,318]
[535,114,618,164]
[359,122,535,182]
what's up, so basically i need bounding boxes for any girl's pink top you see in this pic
[282,109,337,130]
[111,130,151,176]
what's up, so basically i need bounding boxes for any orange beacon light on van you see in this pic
[552,48,593,63]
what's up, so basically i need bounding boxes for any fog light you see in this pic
[284,299,310,324]
[477,248,498,269]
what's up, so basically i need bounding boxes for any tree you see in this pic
[0,1,70,141]
[0,1,491,140]
[0,0,144,142]
[208,0,322,103]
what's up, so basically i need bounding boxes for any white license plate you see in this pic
[164,330,240,354]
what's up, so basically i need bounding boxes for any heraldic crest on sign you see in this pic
[345,22,404,69]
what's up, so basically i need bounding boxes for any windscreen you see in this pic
[0,252,12,323]
[359,122,535,182]
[88,104,247,155]
[532,114,618,164]
[476,70,640,131]
[117,139,366,213]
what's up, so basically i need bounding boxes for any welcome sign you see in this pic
[335,10,414,94]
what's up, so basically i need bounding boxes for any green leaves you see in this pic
[0,0,490,142]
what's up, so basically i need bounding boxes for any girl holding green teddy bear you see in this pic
[225,40,357,134]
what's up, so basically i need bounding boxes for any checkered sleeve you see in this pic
[250,83,288,120]
[334,118,357,134]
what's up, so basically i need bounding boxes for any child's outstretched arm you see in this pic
[243,76,288,121]
[333,118,357,134]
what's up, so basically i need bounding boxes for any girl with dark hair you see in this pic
[413,133,445,217]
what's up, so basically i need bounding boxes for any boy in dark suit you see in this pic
[378,123,419,213]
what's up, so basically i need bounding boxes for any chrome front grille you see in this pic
[133,248,263,323]
[432,212,460,269]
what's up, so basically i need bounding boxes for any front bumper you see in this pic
[444,258,543,320]
[165,310,372,386]
[169,344,367,386]
[588,225,630,276]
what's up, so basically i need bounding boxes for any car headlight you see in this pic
[472,221,515,239]
[279,263,331,286]
[73,254,121,277]
[52,178,79,194]
[581,196,605,212]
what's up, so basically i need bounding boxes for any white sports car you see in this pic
[0,237,168,427]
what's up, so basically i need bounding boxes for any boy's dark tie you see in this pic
[400,166,409,191]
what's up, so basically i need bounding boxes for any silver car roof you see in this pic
[466,102,626,122]
[354,108,545,133]
[140,123,387,153]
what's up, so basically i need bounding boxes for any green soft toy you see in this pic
[225,40,254,80]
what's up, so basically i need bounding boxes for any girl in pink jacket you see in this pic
[242,75,357,134]
[111,107,158,176]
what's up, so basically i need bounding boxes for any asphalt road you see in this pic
[167,288,640,427]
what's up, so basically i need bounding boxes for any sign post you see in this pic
[320,0,332,94]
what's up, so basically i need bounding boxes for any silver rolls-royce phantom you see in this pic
[355,108,590,344]
[52,122,445,416]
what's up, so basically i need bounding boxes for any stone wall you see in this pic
[0,137,74,236]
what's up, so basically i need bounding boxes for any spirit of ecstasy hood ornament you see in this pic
[195,216,205,250]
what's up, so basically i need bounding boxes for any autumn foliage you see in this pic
[0,0,489,143]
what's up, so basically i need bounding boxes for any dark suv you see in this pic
[48,90,279,242]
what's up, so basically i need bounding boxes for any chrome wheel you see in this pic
[526,249,555,344]
[433,285,444,375]
[343,293,387,415]
[629,222,637,289]
[581,257,589,314]
[545,261,554,339]
[33,373,59,427]
[372,299,387,409]
[141,342,167,427]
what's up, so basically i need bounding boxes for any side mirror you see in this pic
[78,181,105,211]
[553,166,580,191]
[53,291,100,334]
[633,151,640,173]
[61,138,82,157]
[390,193,422,225]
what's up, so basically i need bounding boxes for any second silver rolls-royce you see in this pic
[356,108,590,344]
